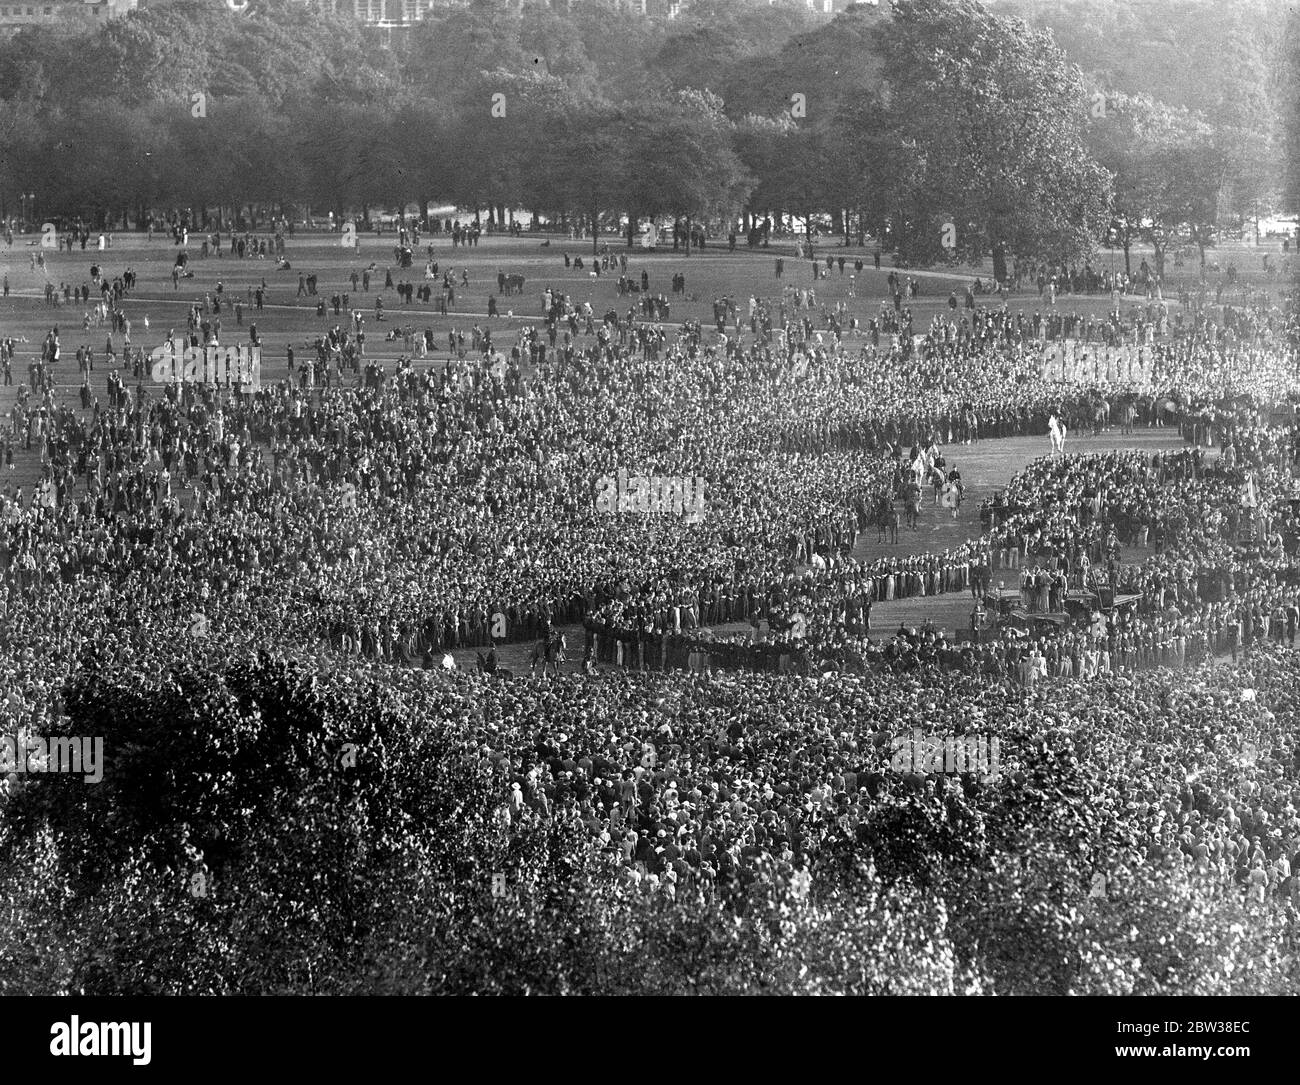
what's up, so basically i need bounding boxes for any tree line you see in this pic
[0,0,1291,265]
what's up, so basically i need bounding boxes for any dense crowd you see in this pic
[329,650,1300,908]
[0,250,1298,945]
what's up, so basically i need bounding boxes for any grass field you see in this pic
[0,228,1288,389]
[0,230,1283,668]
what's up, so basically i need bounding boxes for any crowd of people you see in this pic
[0,235,1298,932]
[339,648,1300,907]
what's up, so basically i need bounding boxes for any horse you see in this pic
[929,465,946,506]
[871,494,896,544]
[942,480,962,519]
[903,483,922,530]
[1048,415,1067,455]
[1089,395,1110,435]
[531,630,567,675]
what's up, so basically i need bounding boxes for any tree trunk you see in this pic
[591,207,599,255]
[1189,225,1212,269]
[1122,238,1131,278]
[685,215,692,256]
[626,214,635,249]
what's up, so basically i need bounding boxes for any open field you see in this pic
[0,231,1275,659]
[1,229,1290,380]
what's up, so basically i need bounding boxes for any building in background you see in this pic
[0,0,135,31]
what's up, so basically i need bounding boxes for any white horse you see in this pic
[1048,415,1067,455]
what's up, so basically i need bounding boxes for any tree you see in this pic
[874,0,1111,268]
[819,92,910,246]
[720,3,887,124]
[1002,0,1289,230]
[390,102,457,223]
[527,105,632,254]
[733,114,799,236]
[1090,92,1224,275]
[624,91,752,256]
[1090,93,1193,276]
[400,0,527,112]
[1284,6,1300,213]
